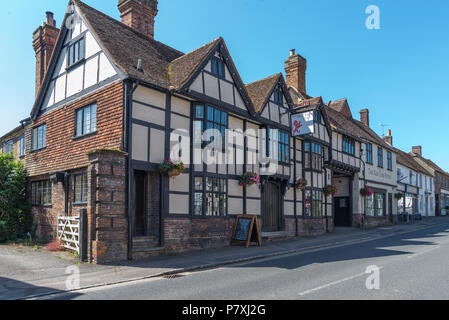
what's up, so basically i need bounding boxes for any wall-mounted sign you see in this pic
[293,101,311,109]
[291,111,314,137]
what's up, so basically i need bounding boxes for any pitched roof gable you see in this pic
[328,98,352,118]
[168,37,222,90]
[246,73,282,113]
[74,0,183,88]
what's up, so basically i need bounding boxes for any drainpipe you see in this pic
[64,172,69,216]
[124,79,139,260]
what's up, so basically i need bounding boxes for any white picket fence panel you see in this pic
[57,216,80,254]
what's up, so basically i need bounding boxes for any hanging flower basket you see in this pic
[159,159,185,178]
[360,187,373,197]
[238,172,260,187]
[395,193,404,200]
[324,185,338,197]
[293,178,308,191]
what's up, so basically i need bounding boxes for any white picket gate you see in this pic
[57,216,80,254]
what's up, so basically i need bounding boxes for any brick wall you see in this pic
[88,150,128,264]
[164,217,236,252]
[25,81,124,177]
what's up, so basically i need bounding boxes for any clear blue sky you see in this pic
[1,0,448,170]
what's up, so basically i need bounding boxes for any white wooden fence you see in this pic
[57,216,80,254]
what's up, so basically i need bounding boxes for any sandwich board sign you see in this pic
[231,215,262,248]
[291,111,314,137]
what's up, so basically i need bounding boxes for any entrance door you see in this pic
[262,181,282,232]
[334,197,351,227]
[133,171,162,245]
[134,171,147,237]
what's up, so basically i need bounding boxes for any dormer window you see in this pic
[211,57,225,78]
[67,37,85,68]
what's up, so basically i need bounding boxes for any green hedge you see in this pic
[0,153,32,242]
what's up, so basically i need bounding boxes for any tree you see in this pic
[0,153,32,242]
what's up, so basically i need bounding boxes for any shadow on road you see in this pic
[0,277,82,300]
[235,224,449,270]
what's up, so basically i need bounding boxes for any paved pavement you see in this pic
[1,216,448,300]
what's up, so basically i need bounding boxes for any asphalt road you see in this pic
[41,223,449,300]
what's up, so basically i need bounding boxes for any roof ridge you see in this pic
[74,0,184,56]
[246,73,282,87]
[169,37,222,65]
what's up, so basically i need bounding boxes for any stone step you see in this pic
[261,231,290,242]
[133,236,160,248]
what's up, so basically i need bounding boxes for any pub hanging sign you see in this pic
[291,111,315,137]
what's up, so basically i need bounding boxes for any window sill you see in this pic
[32,204,52,208]
[73,202,88,206]
[72,131,98,141]
[66,58,86,72]
[30,147,46,154]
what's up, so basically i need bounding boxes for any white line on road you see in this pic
[407,245,440,259]
[298,267,384,297]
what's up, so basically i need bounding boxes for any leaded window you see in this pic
[74,173,88,204]
[32,124,46,151]
[193,177,227,217]
[211,57,225,78]
[304,142,323,171]
[305,190,323,217]
[67,37,85,68]
[31,180,52,206]
[76,104,97,137]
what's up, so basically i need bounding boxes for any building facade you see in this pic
[394,146,435,218]
[411,146,449,216]
[0,122,28,162]
[11,0,444,264]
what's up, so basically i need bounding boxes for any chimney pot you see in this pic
[360,109,370,127]
[290,49,296,56]
[412,146,422,156]
[383,129,393,146]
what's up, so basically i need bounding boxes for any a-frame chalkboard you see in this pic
[231,215,262,248]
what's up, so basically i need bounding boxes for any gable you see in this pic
[185,42,254,115]
[37,6,121,116]
[260,80,290,126]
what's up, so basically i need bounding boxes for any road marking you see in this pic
[298,267,384,297]
[407,245,440,259]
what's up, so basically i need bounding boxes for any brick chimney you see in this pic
[33,12,60,97]
[360,109,370,127]
[383,129,393,146]
[118,0,158,39]
[285,49,307,96]
[412,146,422,156]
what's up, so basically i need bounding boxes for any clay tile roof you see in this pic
[168,37,222,90]
[323,105,393,150]
[394,148,432,175]
[328,98,347,113]
[245,74,281,113]
[75,0,184,89]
